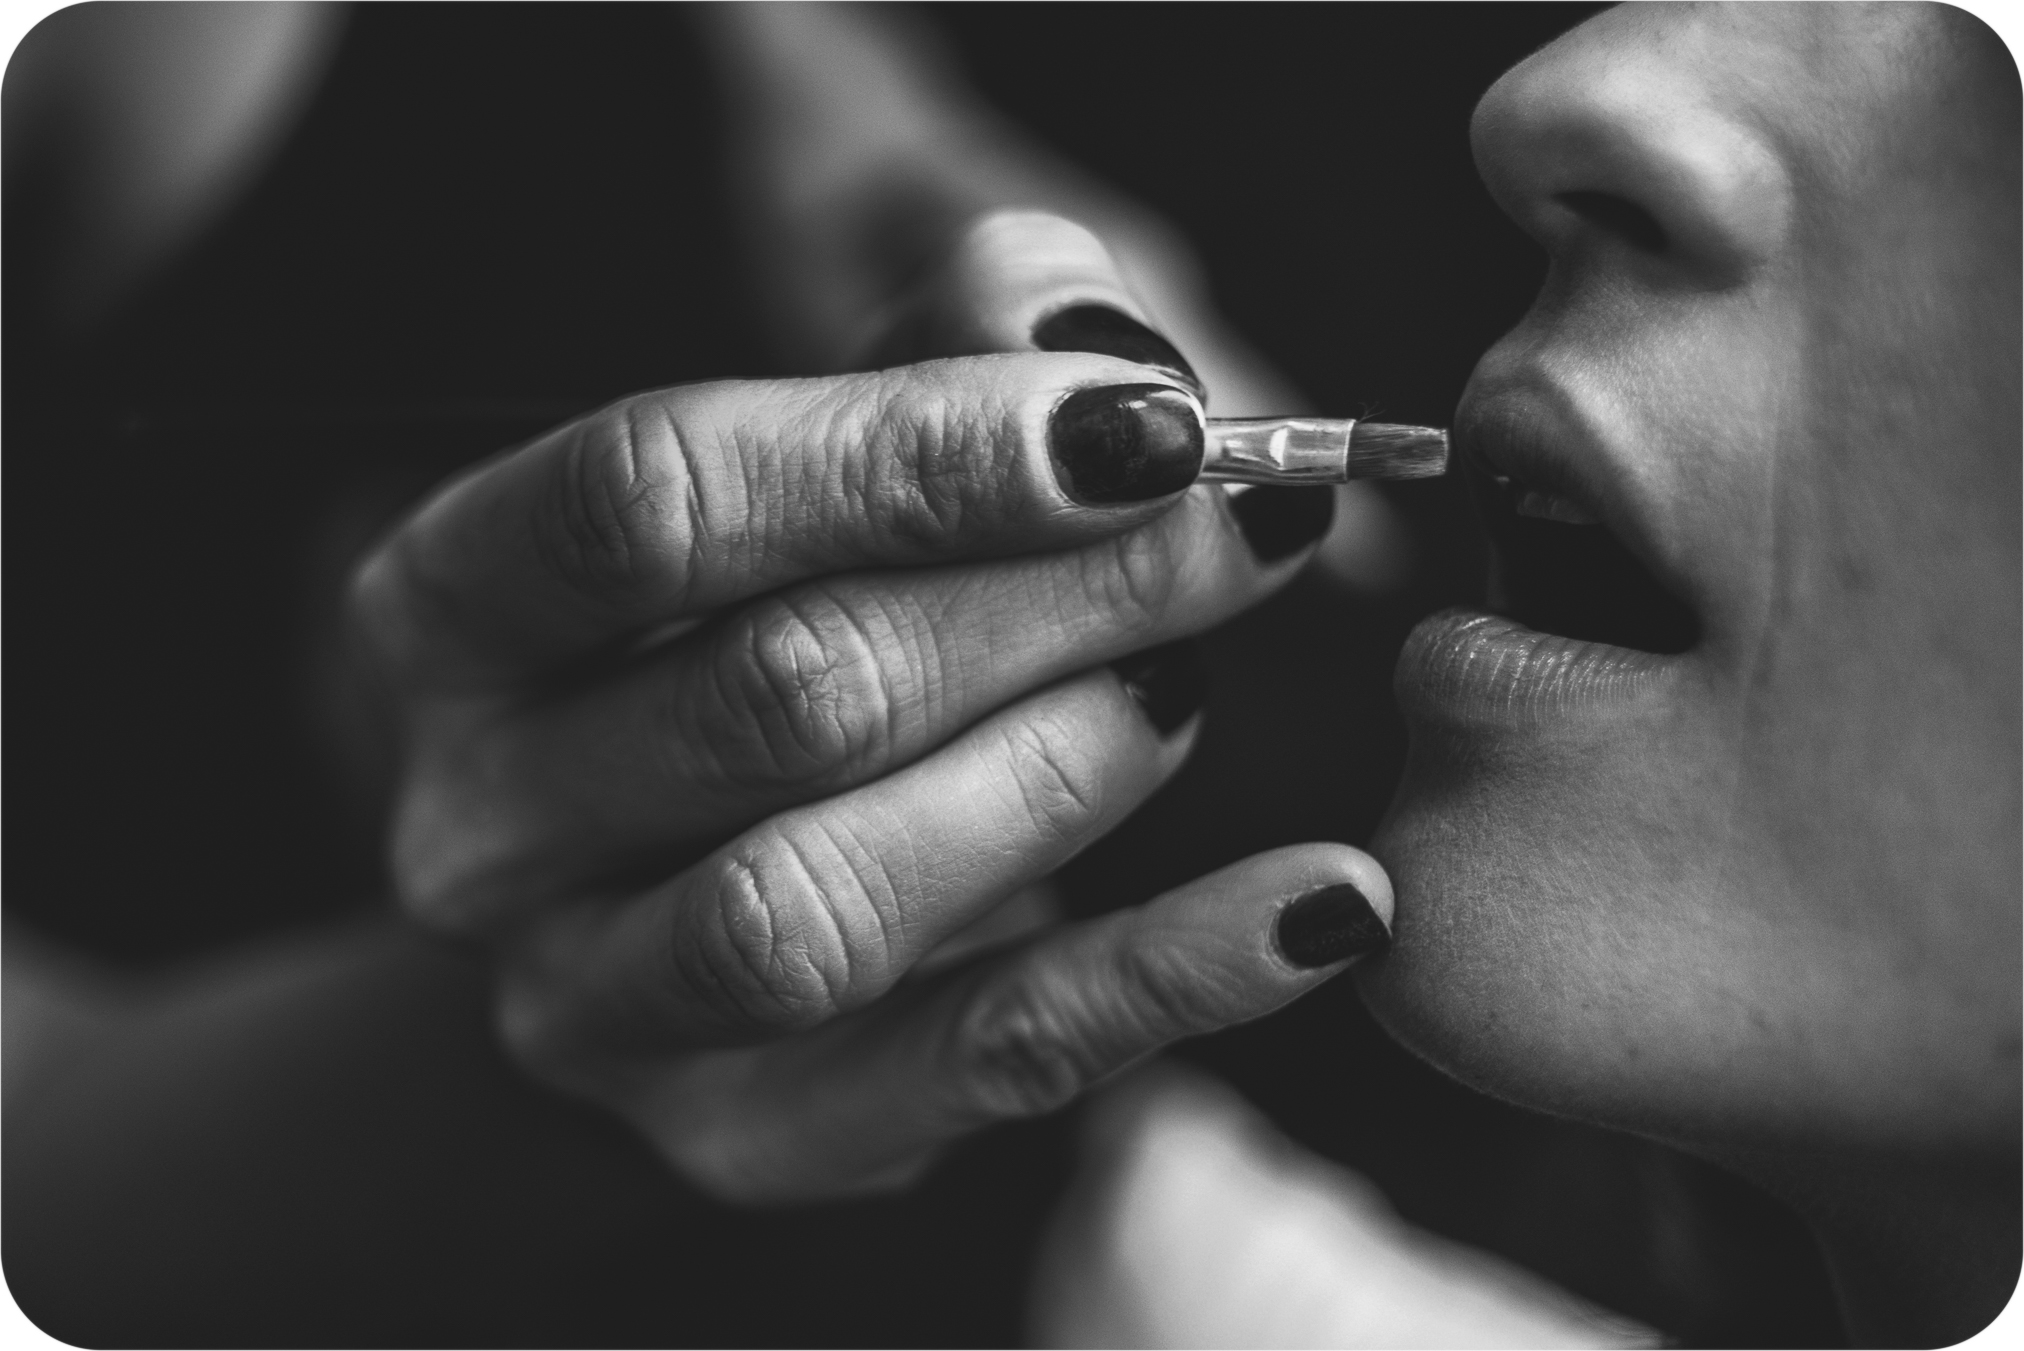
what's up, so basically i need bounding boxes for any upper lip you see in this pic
[1454,383,1617,531]
[1452,375,1695,620]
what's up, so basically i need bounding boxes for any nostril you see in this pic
[1556,190,1668,254]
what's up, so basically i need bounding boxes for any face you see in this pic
[1361,3,2020,1168]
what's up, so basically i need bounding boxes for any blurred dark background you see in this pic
[4,5,1845,1346]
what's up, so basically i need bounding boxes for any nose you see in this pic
[1470,17,1791,288]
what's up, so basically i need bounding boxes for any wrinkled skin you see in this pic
[1360,5,2020,1342]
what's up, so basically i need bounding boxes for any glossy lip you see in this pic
[1395,607,1682,730]
[1397,378,1698,729]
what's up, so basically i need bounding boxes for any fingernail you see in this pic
[1228,486,1336,564]
[1049,384,1205,505]
[1032,304,1205,399]
[1275,883,1389,969]
[1111,639,1208,736]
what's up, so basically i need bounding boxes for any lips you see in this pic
[1465,420,1699,657]
[1395,386,1699,727]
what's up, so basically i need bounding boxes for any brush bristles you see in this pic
[1345,422,1450,480]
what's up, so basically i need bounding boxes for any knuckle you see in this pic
[382,731,550,935]
[948,974,1106,1119]
[1080,517,1183,638]
[685,832,895,1033]
[711,587,908,787]
[597,1052,774,1202]
[535,403,697,611]
[494,990,844,1207]
[856,372,999,549]
[653,1118,779,1205]
[386,769,498,933]
[639,1069,896,1207]
[342,519,467,682]
[693,852,831,1032]
[997,711,1109,846]
[900,400,984,542]
[492,975,581,1092]
[1109,938,1231,1041]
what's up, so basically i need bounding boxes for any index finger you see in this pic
[352,352,1204,689]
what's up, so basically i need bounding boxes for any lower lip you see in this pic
[1394,608,1682,730]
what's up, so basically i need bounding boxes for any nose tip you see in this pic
[1471,33,1791,287]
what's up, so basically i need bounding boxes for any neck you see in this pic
[1766,1148,2018,1347]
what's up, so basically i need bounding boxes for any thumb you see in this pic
[869,208,1204,400]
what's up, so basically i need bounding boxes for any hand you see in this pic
[350,250,1385,1200]
[356,3,1402,1193]
[695,1,1301,409]
[697,0,1419,591]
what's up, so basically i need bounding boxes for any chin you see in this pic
[1349,388,1766,1149]
[1358,593,2014,1160]
[1355,710,1729,1146]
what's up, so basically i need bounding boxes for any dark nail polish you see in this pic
[1033,303,1204,398]
[1228,486,1336,564]
[1275,883,1389,968]
[1111,639,1208,736]
[1049,384,1205,505]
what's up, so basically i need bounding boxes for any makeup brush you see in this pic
[1197,415,1449,485]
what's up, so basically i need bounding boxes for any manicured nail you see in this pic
[1275,883,1389,968]
[1228,486,1336,564]
[1049,384,1205,505]
[1033,304,1204,399]
[1111,639,1208,736]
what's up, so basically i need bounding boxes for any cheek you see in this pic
[1731,219,2023,1044]
[1731,497,2021,1114]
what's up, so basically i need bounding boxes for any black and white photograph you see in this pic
[4,3,2019,1346]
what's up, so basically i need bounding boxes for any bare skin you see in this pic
[10,1,1402,1211]
[1359,6,2021,1343]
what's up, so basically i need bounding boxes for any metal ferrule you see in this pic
[1199,416,1356,485]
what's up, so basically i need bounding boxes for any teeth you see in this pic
[1515,490,1602,525]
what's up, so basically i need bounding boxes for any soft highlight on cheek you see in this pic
[1371,0,2021,1230]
